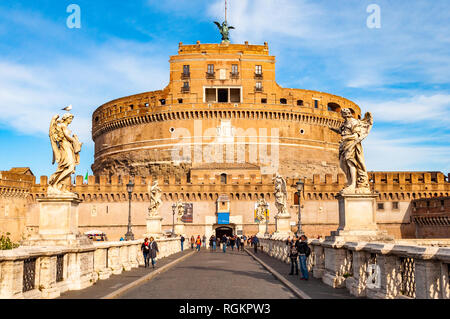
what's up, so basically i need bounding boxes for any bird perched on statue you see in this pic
[62,104,72,112]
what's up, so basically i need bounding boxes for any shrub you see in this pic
[0,232,20,250]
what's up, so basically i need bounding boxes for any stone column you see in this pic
[174,223,185,236]
[272,214,292,239]
[39,256,60,299]
[415,259,442,299]
[345,250,369,297]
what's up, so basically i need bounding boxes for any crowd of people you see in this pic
[141,232,311,281]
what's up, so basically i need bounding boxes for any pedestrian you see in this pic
[285,236,292,247]
[141,237,150,268]
[190,235,195,250]
[230,235,235,251]
[235,235,240,251]
[240,236,245,251]
[148,237,159,268]
[288,237,299,276]
[221,234,227,253]
[216,236,220,250]
[298,235,311,280]
[180,235,185,252]
[252,235,259,254]
[202,235,207,248]
[196,235,202,252]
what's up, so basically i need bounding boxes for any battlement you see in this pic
[177,41,269,55]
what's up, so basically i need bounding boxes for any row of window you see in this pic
[377,202,400,210]
[182,64,261,76]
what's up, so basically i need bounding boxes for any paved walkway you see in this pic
[119,248,297,299]
[58,250,192,299]
[248,249,360,299]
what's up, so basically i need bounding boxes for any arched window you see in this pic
[280,98,287,104]
[327,102,340,112]
[220,173,227,184]
[297,100,303,106]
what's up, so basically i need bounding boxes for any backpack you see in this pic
[196,238,201,245]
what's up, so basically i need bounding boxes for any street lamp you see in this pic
[264,202,269,237]
[124,178,135,241]
[172,203,177,236]
[296,179,304,237]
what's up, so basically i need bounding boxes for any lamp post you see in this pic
[172,203,177,236]
[296,179,304,237]
[124,179,135,241]
[264,202,269,238]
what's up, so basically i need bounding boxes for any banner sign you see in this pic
[217,213,230,225]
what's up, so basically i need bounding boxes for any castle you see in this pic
[1,41,449,241]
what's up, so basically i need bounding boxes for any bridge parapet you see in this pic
[259,238,450,299]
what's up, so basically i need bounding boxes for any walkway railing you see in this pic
[0,238,182,299]
[259,238,450,299]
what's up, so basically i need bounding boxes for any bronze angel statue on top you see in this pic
[214,21,235,43]
[329,108,373,194]
[48,111,82,195]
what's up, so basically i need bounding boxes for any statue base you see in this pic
[256,223,267,238]
[174,223,185,236]
[22,194,92,247]
[325,193,394,242]
[144,216,163,239]
[272,214,292,240]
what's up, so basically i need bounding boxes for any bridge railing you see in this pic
[259,238,450,299]
[0,238,182,299]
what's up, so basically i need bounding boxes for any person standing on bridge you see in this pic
[196,235,202,252]
[240,236,245,251]
[180,235,185,252]
[221,234,227,253]
[202,235,207,248]
[288,237,299,276]
[229,235,235,251]
[298,235,310,280]
[210,235,216,251]
[149,237,159,269]
[141,237,150,268]
[190,236,195,250]
[252,235,260,254]
[235,235,240,251]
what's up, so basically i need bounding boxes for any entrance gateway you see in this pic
[215,226,233,238]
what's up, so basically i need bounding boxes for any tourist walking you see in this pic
[252,235,259,254]
[221,234,227,253]
[180,235,185,252]
[148,237,159,268]
[230,235,235,251]
[240,236,245,251]
[202,235,207,248]
[298,235,311,280]
[235,235,240,251]
[288,237,299,275]
[141,237,150,268]
[196,235,202,252]
[190,235,195,250]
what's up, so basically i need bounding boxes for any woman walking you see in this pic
[141,237,150,268]
[190,235,195,250]
[149,237,159,268]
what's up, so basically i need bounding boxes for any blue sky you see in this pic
[0,0,449,179]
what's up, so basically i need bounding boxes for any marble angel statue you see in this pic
[255,198,268,223]
[48,112,82,195]
[273,174,288,216]
[176,199,185,223]
[329,108,373,194]
[148,181,162,217]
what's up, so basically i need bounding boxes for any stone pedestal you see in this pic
[256,223,267,237]
[145,216,163,238]
[174,223,185,236]
[326,193,393,242]
[272,214,292,239]
[23,194,91,247]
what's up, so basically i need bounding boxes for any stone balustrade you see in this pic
[0,238,182,299]
[259,238,450,299]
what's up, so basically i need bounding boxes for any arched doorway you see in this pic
[215,226,233,238]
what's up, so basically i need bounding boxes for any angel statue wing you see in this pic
[49,115,62,165]
[214,21,222,29]
[228,26,235,29]
[280,176,287,195]
[359,112,373,142]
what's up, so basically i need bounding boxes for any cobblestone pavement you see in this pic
[119,248,298,299]
[251,249,360,299]
[58,250,191,299]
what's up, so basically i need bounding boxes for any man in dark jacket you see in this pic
[297,235,310,280]
[288,237,299,275]
[180,235,185,252]
[149,237,159,268]
[252,235,259,253]
[221,234,228,253]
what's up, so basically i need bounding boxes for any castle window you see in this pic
[230,88,240,103]
[299,129,305,134]
[220,173,227,184]
[392,202,399,210]
[255,65,262,75]
[145,103,149,107]
[206,88,217,102]
[261,98,267,104]
[377,203,384,210]
[232,64,238,75]
[183,65,190,75]
[280,98,287,104]
[207,64,214,74]
[314,100,319,108]
[255,81,263,92]
[327,102,340,112]
[178,98,183,104]
[218,89,228,102]
[160,99,166,105]
[297,100,303,106]
[129,104,134,110]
